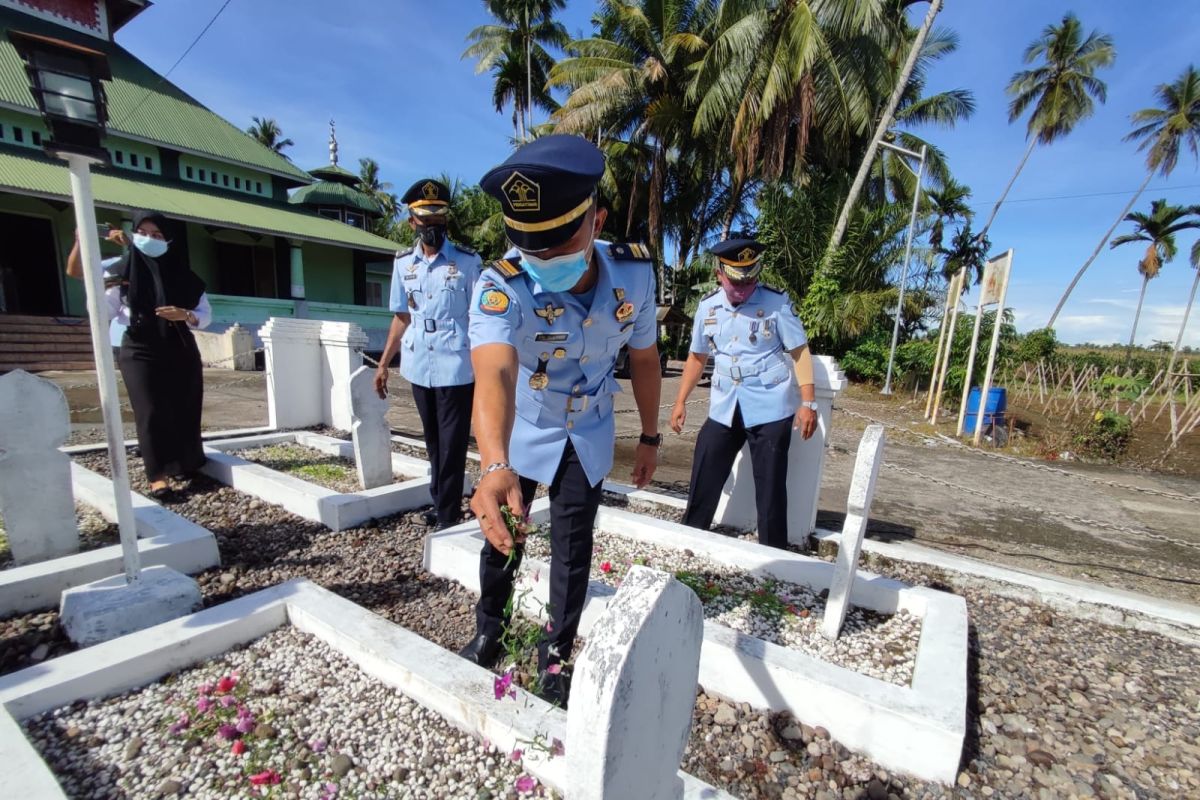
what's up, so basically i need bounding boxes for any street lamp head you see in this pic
[8,30,111,163]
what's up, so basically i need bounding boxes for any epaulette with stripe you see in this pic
[700,288,720,301]
[452,242,477,256]
[609,242,653,262]
[760,284,785,294]
[395,247,414,259]
[490,257,525,280]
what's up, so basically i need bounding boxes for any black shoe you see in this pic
[458,634,502,668]
[420,510,438,526]
[535,668,571,709]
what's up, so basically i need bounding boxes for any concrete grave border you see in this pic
[0,579,731,799]
[0,465,221,616]
[199,431,469,532]
[426,503,968,784]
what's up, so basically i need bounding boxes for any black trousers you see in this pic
[411,382,474,525]
[475,440,602,667]
[118,325,205,481]
[682,404,793,549]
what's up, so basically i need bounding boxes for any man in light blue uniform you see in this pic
[670,238,818,549]
[458,135,663,708]
[375,179,482,528]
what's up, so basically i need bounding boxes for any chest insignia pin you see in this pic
[535,303,566,326]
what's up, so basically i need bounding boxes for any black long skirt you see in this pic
[118,324,205,480]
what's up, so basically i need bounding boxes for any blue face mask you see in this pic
[132,233,169,259]
[521,222,595,293]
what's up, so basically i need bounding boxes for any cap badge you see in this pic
[738,247,757,262]
[422,181,440,201]
[535,303,565,326]
[502,171,541,212]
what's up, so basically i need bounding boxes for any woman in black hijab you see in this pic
[67,210,210,499]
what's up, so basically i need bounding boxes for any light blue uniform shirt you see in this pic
[469,242,657,486]
[388,239,483,388]
[690,285,808,427]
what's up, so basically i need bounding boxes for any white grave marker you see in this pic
[0,370,80,564]
[349,366,392,489]
[714,355,847,545]
[821,424,886,640]
[566,566,704,800]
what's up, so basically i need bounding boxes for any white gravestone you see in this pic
[566,566,704,800]
[320,321,368,432]
[349,366,392,489]
[0,370,80,564]
[714,354,848,546]
[259,318,366,431]
[821,424,886,641]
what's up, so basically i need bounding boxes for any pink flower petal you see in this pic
[515,775,537,793]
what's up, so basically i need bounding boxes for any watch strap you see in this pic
[639,433,663,447]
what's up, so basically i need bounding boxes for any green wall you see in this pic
[302,242,354,304]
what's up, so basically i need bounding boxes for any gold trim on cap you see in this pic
[718,255,761,268]
[503,196,593,233]
[409,199,449,210]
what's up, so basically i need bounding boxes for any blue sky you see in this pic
[114,1,1200,347]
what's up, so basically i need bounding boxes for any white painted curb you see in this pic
[0,580,730,799]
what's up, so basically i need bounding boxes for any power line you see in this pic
[968,183,1200,211]
[113,0,236,128]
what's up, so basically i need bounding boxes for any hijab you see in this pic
[117,210,206,334]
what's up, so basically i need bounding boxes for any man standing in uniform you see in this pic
[459,135,663,707]
[669,237,818,550]
[375,179,482,529]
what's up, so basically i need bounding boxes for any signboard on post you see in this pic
[955,250,1014,441]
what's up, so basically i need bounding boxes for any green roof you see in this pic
[0,148,398,254]
[290,180,382,216]
[307,164,359,185]
[0,7,311,184]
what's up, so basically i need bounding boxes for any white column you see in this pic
[66,154,140,583]
[713,355,848,546]
[319,321,368,431]
[259,317,323,429]
[288,240,305,299]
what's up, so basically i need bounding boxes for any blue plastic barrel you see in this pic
[964,387,1007,434]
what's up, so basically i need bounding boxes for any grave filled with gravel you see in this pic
[23,625,553,799]
[0,503,119,569]
[523,529,920,685]
[232,443,406,493]
[6,450,1196,799]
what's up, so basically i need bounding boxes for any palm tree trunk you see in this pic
[1126,275,1151,364]
[825,0,943,262]
[525,7,532,138]
[721,179,746,241]
[1048,171,1154,328]
[977,138,1037,242]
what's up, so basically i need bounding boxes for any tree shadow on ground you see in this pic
[816,509,916,543]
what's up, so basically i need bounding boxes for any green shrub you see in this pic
[1073,411,1133,460]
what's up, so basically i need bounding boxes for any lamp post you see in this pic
[879,141,927,397]
[10,31,141,584]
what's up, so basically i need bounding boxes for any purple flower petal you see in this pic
[515,775,537,793]
[216,723,239,741]
[551,737,565,757]
[509,748,523,762]
[310,739,327,753]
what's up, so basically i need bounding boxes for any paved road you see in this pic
[45,366,1200,603]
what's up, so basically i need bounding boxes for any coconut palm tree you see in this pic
[1109,199,1200,360]
[1049,64,1200,328]
[246,117,294,158]
[549,0,718,294]
[977,13,1115,242]
[356,157,398,238]
[464,0,569,138]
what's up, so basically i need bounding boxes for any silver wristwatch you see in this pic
[801,401,819,411]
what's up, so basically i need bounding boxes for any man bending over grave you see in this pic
[459,135,663,708]
[670,237,818,550]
